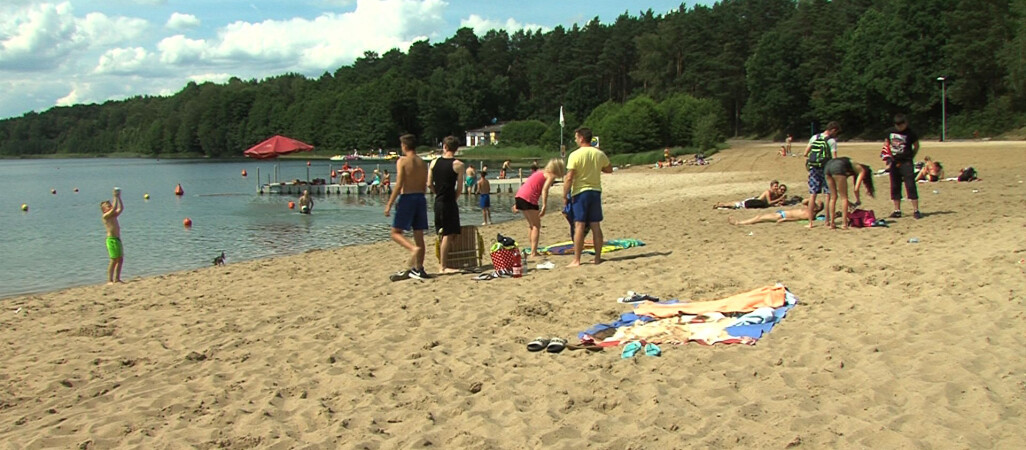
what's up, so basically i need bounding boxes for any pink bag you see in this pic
[848,209,876,228]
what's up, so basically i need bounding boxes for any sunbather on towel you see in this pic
[728,200,824,226]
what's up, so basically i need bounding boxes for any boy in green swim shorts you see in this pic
[100,187,125,284]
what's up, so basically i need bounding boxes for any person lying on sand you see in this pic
[728,200,824,226]
[714,182,787,210]
[916,157,945,182]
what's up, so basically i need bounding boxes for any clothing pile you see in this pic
[578,284,797,347]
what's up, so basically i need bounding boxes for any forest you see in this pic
[0,0,1023,158]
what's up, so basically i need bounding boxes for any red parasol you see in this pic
[243,135,314,159]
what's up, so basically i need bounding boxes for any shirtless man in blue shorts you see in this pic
[385,134,430,280]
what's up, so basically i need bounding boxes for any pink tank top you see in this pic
[515,171,547,205]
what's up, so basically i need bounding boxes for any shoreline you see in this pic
[2,140,1024,448]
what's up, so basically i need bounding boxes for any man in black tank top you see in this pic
[429,136,466,273]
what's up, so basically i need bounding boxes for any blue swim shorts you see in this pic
[392,193,428,231]
[479,193,491,209]
[807,168,829,195]
[570,190,603,223]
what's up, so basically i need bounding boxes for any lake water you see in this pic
[0,158,519,299]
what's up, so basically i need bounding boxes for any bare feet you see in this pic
[805,224,814,229]
[567,260,581,268]
[439,267,461,274]
[728,217,738,225]
[593,258,603,265]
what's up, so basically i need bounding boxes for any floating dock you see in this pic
[258,178,529,196]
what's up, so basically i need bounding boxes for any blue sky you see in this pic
[0,0,704,120]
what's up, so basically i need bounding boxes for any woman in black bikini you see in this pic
[823,157,875,229]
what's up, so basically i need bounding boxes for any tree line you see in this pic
[0,0,1023,158]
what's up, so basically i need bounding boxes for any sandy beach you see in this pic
[2,140,1024,449]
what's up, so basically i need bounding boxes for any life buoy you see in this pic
[351,168,365,183]
[174,184,184,196]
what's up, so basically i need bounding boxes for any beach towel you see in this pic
[577,284,798,347]
[529,238,645,256]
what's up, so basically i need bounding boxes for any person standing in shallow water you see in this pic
[384,134,431,280]
[428,136,465,274]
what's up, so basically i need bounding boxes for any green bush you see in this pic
[500,120,549,145]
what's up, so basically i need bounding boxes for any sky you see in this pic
[0,0,704,120]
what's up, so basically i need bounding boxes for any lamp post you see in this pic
[936,76,947,142]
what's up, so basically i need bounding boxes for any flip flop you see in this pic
[527,337,549,352]
[644,343,662,357]
[545,337,566,353]
[621,341,643,359]
[473,272,494,281]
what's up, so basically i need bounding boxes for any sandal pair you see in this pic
[527,337,566,353]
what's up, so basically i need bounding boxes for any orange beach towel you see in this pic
[633,285,788,318]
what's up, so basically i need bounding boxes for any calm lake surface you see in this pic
[0,158,519,299]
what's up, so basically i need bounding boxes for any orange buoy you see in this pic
[307,161,311,166]
[174,183,184,196]
[183,217,192,227]
[288,201,295,209]
[351,167,365,183]
[331,170,337,178]
[241,169,248,177]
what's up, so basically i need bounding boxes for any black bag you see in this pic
[957,167,977,182]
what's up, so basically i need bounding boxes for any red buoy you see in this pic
[306,161,311,167]
[241,169,248,177]
[174,183,184,196]
[183,217,192,227]
[331,170,337,178]
[288,201,295,209]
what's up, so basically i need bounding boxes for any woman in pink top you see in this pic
[513,158,566,257]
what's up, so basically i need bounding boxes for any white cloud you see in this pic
[460,14,546,35]
[0,2,147,71]
[158,34,207,64]
[188,73,232,84]
[166,12,200,31]
[94,46,151,75]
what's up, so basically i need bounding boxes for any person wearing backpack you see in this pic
[883,113,921,219]
[802,121,840,228]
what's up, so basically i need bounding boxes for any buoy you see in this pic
[50,189,56,194]
[331,170,337,178]
[307,161,311,167]
[73,188,79,193]
[351,167,366,183]
[21,204,28,211]
[144,193,150,200]
[241,169,248,177]
[174,183,184,196]
[183,217,192,227]
[288,201,295,209]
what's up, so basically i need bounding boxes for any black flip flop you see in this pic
[527,337,549,352]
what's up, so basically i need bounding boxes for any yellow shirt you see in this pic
[567,145,610,196]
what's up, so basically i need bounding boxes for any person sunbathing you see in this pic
[714,183,787,210]
[916,157,945,182]
[728,200,824,225]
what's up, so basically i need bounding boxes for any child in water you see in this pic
[477,172,491,225]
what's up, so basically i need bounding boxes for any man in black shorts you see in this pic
[883,113,921,219]
[428,136,466,273]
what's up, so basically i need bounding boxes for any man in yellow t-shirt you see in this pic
[563,127,612,267]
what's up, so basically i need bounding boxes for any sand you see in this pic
[1,140,1024,449]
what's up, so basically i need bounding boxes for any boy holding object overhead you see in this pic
[100,187,125,284]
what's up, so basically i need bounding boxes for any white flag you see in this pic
[559,106,565,128]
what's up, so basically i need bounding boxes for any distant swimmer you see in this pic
[298,189,314,214]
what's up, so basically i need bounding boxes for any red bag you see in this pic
[489,245,522,276]
[848,209,876,228]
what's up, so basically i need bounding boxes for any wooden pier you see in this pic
[258,178,529,196]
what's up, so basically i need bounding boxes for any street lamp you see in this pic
[936,76,947,142]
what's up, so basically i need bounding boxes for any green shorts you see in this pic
[106,237,123,259]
